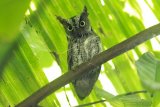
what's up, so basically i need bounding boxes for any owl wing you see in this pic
[73,35,102,99]
[67,40,73,71]
[88,35,102,59]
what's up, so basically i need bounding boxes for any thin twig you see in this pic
[73,100,106,107]
[73,90,147,107]
[64,86,71,107]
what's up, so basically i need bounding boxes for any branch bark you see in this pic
[16,23,160,107]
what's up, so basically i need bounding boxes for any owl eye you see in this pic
[67,25,73,31]
[80,21,85,27]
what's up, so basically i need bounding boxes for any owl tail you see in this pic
[74,79,94,100]
[73,66,101,100]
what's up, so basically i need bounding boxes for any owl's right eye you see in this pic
[67,25,73,31]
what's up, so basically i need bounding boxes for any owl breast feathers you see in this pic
[57,6,102,100]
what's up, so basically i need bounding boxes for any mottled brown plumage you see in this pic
[57,6,102,99]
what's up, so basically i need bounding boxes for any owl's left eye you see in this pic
[67,25,73,31]
[80,21,85,27]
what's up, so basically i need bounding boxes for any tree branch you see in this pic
[16,23,160,107]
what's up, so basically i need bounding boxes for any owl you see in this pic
[57,6,102,100]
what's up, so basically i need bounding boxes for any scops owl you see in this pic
[57,6,102,100]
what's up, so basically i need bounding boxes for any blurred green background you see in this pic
[1,0,160,107]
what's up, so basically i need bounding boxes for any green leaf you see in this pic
[136,52,160,107]
[136,52,160,91]
[0,0,31,41]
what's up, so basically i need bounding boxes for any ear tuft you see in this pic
[83,6,87,13]
[56,15,67,24]
[80,6,88,19]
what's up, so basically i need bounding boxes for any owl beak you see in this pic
[75,25,79,29]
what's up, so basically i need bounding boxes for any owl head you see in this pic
[57,6,91,39]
